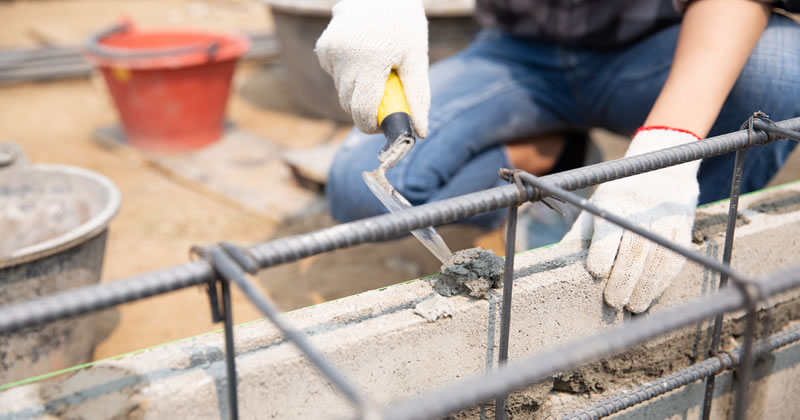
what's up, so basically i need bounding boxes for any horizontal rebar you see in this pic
[0,118,798,335]
[562,324,800,420]
[754,120,800,142]
[249,117,800,267]
[0,262,213,334]
[380,266,800,420]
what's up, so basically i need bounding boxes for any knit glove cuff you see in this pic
[315,0,431,137]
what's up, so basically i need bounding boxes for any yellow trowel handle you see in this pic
[376,71,415,161]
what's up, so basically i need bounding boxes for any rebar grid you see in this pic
[380,266,800,420]
[3,117,798,335]
[0,116,799,420]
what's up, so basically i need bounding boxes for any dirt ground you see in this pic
[2,0,799,363]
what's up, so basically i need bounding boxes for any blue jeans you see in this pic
[328,13,800,230]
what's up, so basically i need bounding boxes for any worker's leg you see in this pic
[583,13,800,204]
[327,29,583,228]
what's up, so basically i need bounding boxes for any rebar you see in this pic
[562,324,800,420]
[205,245,373,414]
[380,266,800,420]
[521,171,771,419]
[0,262,213,334]
[218,262,239,420]
[2,118,799,335]
[754,119,800,142]
[702,148,746,420]
[382,166,781,419]
[495,204,519,420]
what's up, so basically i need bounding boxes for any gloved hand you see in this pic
[564,127,702,313]
[315,0,430,137]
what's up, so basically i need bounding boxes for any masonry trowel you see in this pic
[362,71,453,264]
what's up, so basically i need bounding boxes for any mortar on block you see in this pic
[0,144,121,385]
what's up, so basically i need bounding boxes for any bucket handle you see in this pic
[85,22,220,61]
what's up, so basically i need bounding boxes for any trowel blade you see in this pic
[362,170,453,264]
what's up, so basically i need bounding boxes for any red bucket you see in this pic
[85,22,250,151]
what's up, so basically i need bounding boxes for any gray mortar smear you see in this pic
[431,247,504,299]
[749,190,800,215]
[692,190,800,244]
[412,294,455,322]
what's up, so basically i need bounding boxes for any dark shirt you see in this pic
[474,0,795,49]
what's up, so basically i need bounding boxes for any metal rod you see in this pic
[219,273,239,420]
[754,120,800,142]
[516,173,751,285]
[0,262,213,334]
[701,148,746,420]
[206,247,374,415]
[249,118,800,270]
[733,308,758,420]
[563,324,800,420]
[495,205,518,420]
[2,119,800,335]
[380,266,800,420]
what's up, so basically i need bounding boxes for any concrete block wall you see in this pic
[1,182,799,419]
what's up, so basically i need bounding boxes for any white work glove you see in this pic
[315,0,431,137]
[564,127,702,313]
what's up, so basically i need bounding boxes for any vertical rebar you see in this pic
[221,277,239,420]
[732,304,759,420]
[702,149,746,420]
[495,205,519,420]
[207,247,373,415]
